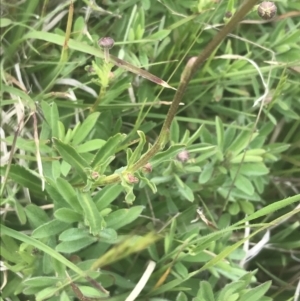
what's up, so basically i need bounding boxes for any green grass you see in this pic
[1,1,300,301]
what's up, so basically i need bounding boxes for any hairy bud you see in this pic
[257,2,277,20]
[142,163,153,173]
[177,150,190,163]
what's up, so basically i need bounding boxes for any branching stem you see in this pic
[95,0,259,186]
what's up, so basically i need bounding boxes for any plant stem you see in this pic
[130,0,259,171]
[91,85,106,112]
[95,0,259,186]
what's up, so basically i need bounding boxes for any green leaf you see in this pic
[224,125,237,151]
[226,126,258,156]
[164,219,177,254]
[98,228,118,243]
[91,133,125,168]
[239,200,255,214]
[187,124,204,145]
[121,177,136,205]
[72,112,100,145]
[235,193,300,226]
[199,164,214,184]
[59,228,89,241]
[146,29,171,40]
[128,131,147,166]
[23,31,176,90]
[60,291,71,301]
[25,204,50,228]
[78,191,105,235]
[50,102,60,138]
[76,139,106,153]
[105,206,144,230]
[78,285,107,298]
[0,18,13,27]
[54,208,82,223]
[1,225,85,277]
[36,286,60,301]
[217,280,245,301]
[56,236,97,253]
[55,178,82,213]
[231,173,254,195]
[176,291,188,301]
[53,138,90,181]
[239,281,271,301]
[57,121,65,141]
[32,220,70,239]
[176,182,194,202]
[94,184,123,211]
[1,235,20,256]
[14,201,27,225]
[139,173,157,194]
[6,165,42,195]
[194,147,217,163]
[1,85,35,110]
[151,144,185,167]
[228,202,240,215]
[230,163,269,176]
[266,143,290,154]
[215,116,224,150]
[197,281,215,301]
[45,178,71,209]
[23,277,59,288]
[230,154,263,163]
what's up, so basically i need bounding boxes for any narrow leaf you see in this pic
[91,133,125,168]
[59,228,89,242]
[32,220,70,239]
[215,116,224,150]
[239,281,271,301]
[56,178,82,213]
[56,237,97,253]
[105,206,144,230]
[150,144,185,167]
[72,112,100,145]
[7,165,42,195]
[1,225,85,276]
[54,208,82,223]
[78,191,105,235]
[94,184,123,210]
[127,131,146,166]
[53,138,90,181]
[227,126,258,156]
[25,204,50,228]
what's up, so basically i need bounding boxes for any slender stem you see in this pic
[94,0,259,186]
[104,48,110,63]
[130,0,259,171]
[91,85,106,112]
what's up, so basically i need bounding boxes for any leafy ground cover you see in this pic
[1,1,300,301]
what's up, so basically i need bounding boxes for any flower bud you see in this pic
[257,2,277,20]
[177,150,190,163]
[91,171,99,180]
[142,163,152,173]
[225,11,233,18]
[127,173,139,184]
[98,37,115,49]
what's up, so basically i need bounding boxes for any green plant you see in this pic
[1,1,300,301]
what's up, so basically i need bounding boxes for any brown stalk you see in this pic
[130,0,259,171]
[97,0,259,186]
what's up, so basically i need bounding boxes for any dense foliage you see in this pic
[1,1,300,301]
